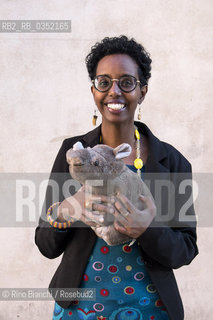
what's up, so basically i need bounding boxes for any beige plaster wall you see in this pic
[0,0,212,319]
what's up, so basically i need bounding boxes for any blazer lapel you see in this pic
[81,125,102,147]
[135,121,170,174]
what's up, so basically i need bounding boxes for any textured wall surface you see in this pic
[0,0,212,319]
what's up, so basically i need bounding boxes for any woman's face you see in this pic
[91,54,147,125]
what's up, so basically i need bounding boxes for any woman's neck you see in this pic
[101,121,135,148]
[100,120,148,166]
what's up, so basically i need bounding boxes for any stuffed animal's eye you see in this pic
[93,160,99,166]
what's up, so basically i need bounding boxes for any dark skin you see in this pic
[58,54,156,239]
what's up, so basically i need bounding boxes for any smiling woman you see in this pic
[91,54,147,129]
[35,35,198,320]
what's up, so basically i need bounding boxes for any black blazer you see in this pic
[35,122,198,320]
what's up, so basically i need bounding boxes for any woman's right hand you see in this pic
[57,187,114,228]
[57,186,86,223]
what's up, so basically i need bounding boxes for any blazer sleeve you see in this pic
[34,139,81,259]
[138,150,198,269]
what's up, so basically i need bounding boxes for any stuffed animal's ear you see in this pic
[113,143,132,160]
[73,141,84,151]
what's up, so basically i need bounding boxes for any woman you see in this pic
[35,36,198,320]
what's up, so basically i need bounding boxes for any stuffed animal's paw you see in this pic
[92,225,131,246]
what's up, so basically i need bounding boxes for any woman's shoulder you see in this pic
[136,122,192,172]
[62,134,88,150]
[160,140,191,171]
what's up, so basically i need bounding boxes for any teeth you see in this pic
[107,103,125,110]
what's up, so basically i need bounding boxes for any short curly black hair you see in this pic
[85,35,152,85]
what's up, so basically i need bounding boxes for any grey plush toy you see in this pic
[66,141,152,246]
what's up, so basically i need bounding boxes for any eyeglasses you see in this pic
[92,75,143,93]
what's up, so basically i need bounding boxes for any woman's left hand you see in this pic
[112,192,156,239]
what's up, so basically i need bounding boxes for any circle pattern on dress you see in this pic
[139,297,150,306]
[66,238,168,319]
[100,289,109,297]
[109,307,142,320]
[122,244,132,253]
[107,264,118,273]
[124,286,135,295]
[118,299,124,304]
[83,274,89,281]
[134,272,144,281]
[112,276,121,284]
[93,303,104,312]
[125,265,132,271]
[95,276,101,282]
[155,299,163,307]
[100,246,109,254]
[146,284,157,293]
[93,261,104,271]
[136,256,144,265]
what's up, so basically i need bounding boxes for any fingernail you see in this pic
[84,200,92,210]
[110,196,115,204]
[109,207,114,214]
[84,200,90,208]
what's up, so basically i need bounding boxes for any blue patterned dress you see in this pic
[52,166,170,320]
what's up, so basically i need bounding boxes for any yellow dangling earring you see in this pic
[137,105,142,120]
[92,109,98,126]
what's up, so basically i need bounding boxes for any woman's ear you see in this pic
[91,85,94,95]
[138,85,148,104]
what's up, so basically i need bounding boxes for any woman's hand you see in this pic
[82,194,132,245]
[79,192,156,244]
[112,192,156,239]
[57,186,86,222]
[81,194,116,227]
[57,188,156,241]
[57,187,114,228]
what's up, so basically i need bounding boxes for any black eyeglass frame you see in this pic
[92,75,145,93]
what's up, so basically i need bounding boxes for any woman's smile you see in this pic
[106,103,125,111]
[104,99,126,113]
